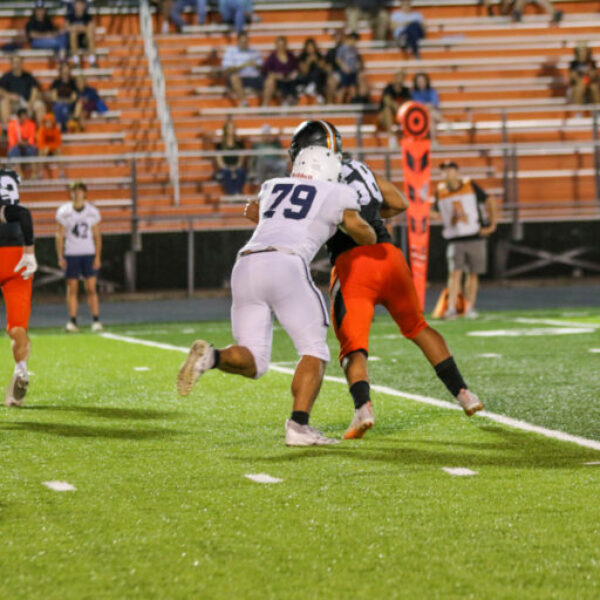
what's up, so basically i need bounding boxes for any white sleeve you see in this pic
[222,47,234,69]
[56,205,68,226]
[89,205,101,226]
[257,180,272,214]
[329,185,361,225]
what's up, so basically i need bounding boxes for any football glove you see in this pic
[14,253,37,280]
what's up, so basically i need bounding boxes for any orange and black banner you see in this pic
[398,102,431,311]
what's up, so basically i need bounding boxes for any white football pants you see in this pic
[230,251,330,378]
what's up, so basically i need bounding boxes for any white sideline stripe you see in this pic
[514,317,599,329]
[43,481,76,492]
[442,467,478,476]
[245,473,283,484]
[368,356,381,361]
[99,333,600,452]
[133,366,150,372]
[479,353,502,358]
[584,461,600,465]
[468,327,595,337]
[589,349,600,354]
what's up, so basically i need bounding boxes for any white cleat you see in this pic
[5,369,29,407]
[456,388,483,416]
[343,401,375,439]
[285,419,340,447]
[177,339,215,397]
[65,321,79,333]
[464,309,479,319]
[444,308,458,320]
[91,321,104,332]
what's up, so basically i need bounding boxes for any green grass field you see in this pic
[1,308,599,599]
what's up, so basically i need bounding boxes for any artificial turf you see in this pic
[0,308,599,599]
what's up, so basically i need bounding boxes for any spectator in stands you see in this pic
[511,0,562,23]
[327,31,362,104]
[8,108,38,178]
[150,0,174,34]
[391,0,425,59]
[215,117,246,195]
[26,1,69,59]
[251,124,287,184]
[296,38,327,102]
[324,29,345,72]
[432,161,497,319]
[262,36,298,106]
[411,72,439,110]
[75,74,108,121]
[352,71,371,104]
[50,62,81,132]
[67,0,97,67]
[0,55,45,127]
[569,43,600,105]
[37,112,63,178]
[344,0,390,41]
[378,69,411,143]
[222,31,263,106]
[170,0,207,33]
[219,0,253,34]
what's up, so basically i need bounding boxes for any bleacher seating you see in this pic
[2,0,600,236]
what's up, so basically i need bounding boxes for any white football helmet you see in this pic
[291,145,342,183]
[0,169,21,204]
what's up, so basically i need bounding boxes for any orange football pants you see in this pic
[329,243,427,361]
[0,247,32,331]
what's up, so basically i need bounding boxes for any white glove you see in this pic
[14,253,37,280]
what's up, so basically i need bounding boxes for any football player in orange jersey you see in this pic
[0,169,37,406]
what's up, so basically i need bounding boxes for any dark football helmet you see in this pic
[0,168,21,205]
[289,120,342,163]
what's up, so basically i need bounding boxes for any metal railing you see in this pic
[140,0,180,205]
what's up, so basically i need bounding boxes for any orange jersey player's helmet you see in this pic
[289,120,342,163]
[0,169,21,205]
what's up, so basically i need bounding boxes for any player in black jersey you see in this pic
[327,157,483,439]
[0,169,37,406]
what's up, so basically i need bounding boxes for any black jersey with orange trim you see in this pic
[327,159,391,265]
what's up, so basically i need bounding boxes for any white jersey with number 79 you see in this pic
[240,176,360,263]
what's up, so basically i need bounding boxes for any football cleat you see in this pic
[5,368,29,407]
[464,308,479,319]
[343,401,375,440]
[177,339,215,396]
[91,321,104,332]
[444,308,458,320]
[456,388,483,416]
[285,419,340,447]
[65,321,79,333]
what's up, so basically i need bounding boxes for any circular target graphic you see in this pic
[396,101,430,139]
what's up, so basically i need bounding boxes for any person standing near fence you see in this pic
[55,181,103,332]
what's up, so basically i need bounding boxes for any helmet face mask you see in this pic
[0,169,21,205]
[289,120,342,163]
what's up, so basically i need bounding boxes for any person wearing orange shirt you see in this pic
[37,112,62,156]
[8,108,37,178]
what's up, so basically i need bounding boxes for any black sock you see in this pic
[349,380,370,410]
[434,357,467,397]
[92,315,100,322]
[291,411,309,426]
[211,348,220,369]
[70,316,77,325]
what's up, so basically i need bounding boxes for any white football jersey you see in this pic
[56,201,101,256]
[241,176,360,263]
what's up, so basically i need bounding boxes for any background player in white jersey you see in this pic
[55,181,103,332]
[0,169,37,406]
[177,134,376,446]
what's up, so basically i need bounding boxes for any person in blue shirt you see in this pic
[410,72,439,109]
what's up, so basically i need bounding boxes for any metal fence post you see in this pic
[501,109,510,208]
[511,147,523,241]
[593,109,600,204]
[356,114,364,162]
[187,220,195,298]
[125,157,140,293]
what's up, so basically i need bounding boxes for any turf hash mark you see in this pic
[100,332,600,452]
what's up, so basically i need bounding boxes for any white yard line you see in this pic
[100,332,600,452]
[442,467,478,476]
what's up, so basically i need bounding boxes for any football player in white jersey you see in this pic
[55,181,103,332]
[177,125,376,446]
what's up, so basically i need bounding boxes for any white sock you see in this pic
[15,361,27,375]
[88,54,96,65]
